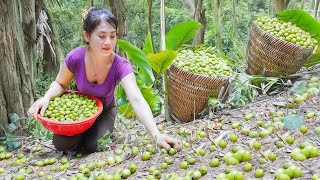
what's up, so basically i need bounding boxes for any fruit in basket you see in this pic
[255,16,317,48]
[174,46,232,78]
[44,92,98,122]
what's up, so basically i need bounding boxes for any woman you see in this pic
[28,7,181,153]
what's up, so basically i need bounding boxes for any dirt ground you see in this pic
[1,69,320,180]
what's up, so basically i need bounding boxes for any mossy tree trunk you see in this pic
[181,0,206,46]
[109,0,127,57]
[315,0,320,20]
[147,0,155,53]
[213,0,223,52]
[0,0,36,136]
[274,0,291,13]
[194,0,206,45]
[36,0,63,76]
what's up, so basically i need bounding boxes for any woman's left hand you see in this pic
[155,133,182,152]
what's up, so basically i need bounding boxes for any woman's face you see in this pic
[84,21,117,57]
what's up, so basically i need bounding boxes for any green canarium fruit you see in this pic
[256,16,317,48]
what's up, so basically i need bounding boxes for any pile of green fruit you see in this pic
[255,16,317,48]
[44,93,98,122]
[174,47,232,78]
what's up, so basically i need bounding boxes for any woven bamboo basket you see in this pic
[246,22,314,76]
[168,65,230,123]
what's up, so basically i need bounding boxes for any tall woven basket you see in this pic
[246,22,314,76]
[168,65,230,123]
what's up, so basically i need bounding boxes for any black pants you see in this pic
[52,102,116,153]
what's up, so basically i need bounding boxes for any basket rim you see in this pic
[37,90,103,125]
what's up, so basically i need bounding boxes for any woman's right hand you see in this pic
[27,97,50,120]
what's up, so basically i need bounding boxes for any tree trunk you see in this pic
[231,0,237,37]
[35,0,63,76]
[109,0,127,57]
[315,0,320,19]
[0,0,35,136]
[268,0,273,16]
[194,0,206,45]
[147,0,155,53]
[160,0,170,122]
[274,0,290,13]
[213,0,223,51]
[181,0,195,17]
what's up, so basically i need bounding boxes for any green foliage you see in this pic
[117,80,161,119]
[27,118,53,141]
[165,21,202,50]
[283,115,303,130]
[143,31,154,55]
[34,75,55,99]
[46,0,88,55]
[117,39,155,86]
[97,130,112,151]
[147,50,177,74]
[304,54,320,68]
[0,135,21,151]
[228,73,259,107]
[290,81,307,95]
[277,10,320,44]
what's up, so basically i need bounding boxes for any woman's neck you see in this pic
[87,46,114,64]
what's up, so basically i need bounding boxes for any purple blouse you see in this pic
[65,46,134,109]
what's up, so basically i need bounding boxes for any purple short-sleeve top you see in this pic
[64,46,134,109]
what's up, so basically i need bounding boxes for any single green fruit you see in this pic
[60,157,68,165]
[152,170,161,179]
[160,162,168,169]
[255,169,264,178]
[252,141,262,150]
[107,156,115,165]
[268,151,277,161]
[131,146,139,156]
[193,170,202,180]
[198,149,206,156]
[209,158,220,167]
[243,163,253,172]
[14,174,25,180]
[128,163,137,173]
[187,157,196,165]
[249,131,260,138]
[299,125,309,134]
[149,166,157,173]
[161,148,167,154]
[16,153,24,159]
[142,151,151,161]
[295,96,304,104]
[218,140,227,149]
[244,113,254,121]
[38,171,45,177]
[180,161,188,169]
[169,148,176,155]
[229,134,238,143]
[315,126,320,134]
[285,136,295,145]
[122,168,131,179]
[198,165,207,175]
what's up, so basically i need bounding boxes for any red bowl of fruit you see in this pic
[37,91,103,136]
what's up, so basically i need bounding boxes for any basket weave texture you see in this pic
[246,22,314,76]
[168,65,229,123]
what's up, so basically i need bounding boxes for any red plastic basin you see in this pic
[37,91,103,136]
